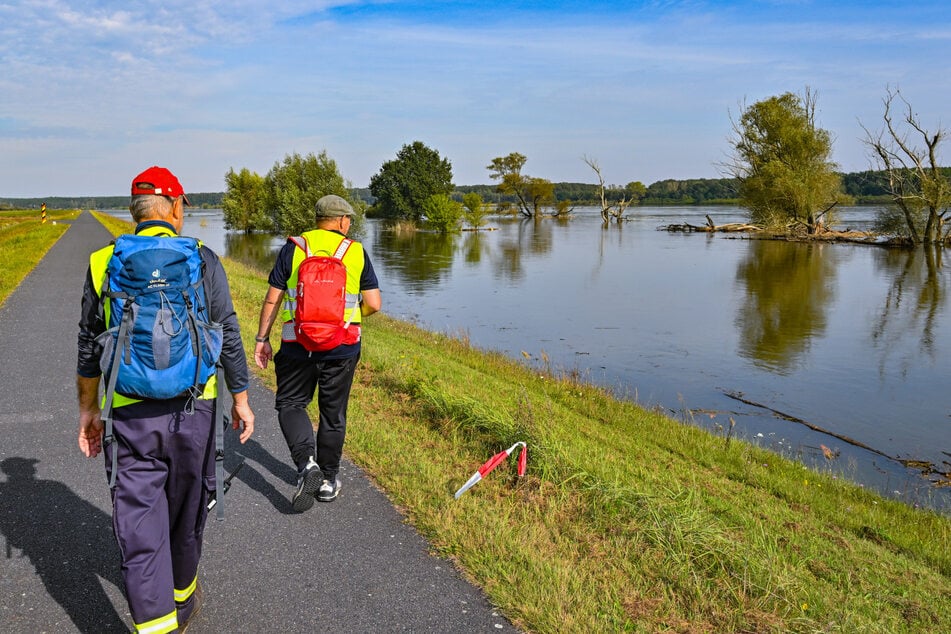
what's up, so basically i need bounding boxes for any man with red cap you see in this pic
[76,166,255,633]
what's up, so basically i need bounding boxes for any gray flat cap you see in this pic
[315,194,355,218]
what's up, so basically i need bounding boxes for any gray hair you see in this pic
[129,194,176,223]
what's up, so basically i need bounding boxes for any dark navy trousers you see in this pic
[105,397,214,632]
[273,350,358,478]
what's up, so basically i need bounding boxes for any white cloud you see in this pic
[2,1,950,195]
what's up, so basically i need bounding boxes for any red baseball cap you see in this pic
[131,166,191,205]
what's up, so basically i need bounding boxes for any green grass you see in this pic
[354,320,950,633]
[90,210,137,237]
[0,209,79,305]
[88,212,951,633]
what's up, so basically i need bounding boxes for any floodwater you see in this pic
[112,206,951,513]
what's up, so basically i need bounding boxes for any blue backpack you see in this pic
[97,234,226,505]
[97,234,222,399]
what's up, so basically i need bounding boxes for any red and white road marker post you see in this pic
[454,441,527,499]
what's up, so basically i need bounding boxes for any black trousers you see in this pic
[273,350,359,479]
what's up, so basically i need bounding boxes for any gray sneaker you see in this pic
[317,477,341,502]
[292,459,322,512]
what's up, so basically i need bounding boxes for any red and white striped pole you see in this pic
[454,441,527,499]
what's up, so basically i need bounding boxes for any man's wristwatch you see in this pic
[255,335,269,343]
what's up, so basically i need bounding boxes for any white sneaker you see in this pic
[317,477,341,502]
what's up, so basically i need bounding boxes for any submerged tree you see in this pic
[461,192,487,228]
[222,167,269,234]
[369,141,454,221]
[265,151,353,235]
[726,89,845,233]
[583,155,632,222]
[861,87,950,245]
[422,194,462,233]
[486,152,553,217]
[524,177,554,217]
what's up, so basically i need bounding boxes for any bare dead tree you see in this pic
[861,87,951,245]
[583,155,632,222]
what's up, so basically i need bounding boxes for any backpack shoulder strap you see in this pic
[289,236,309,257]
[333,238,353,261]
[197,244,212,317]
[101,299,135,489]
[213,365,226,520]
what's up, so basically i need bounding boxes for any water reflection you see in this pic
[372,222,458,292]
[224,231,285,271]
[461,230,488,266]
[871,245,946,367]
[490,217,556,282]
[734,241,836,374]
[525,216,554,255]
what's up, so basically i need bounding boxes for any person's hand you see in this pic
[253,340,273,369]
[78,409,104,457]
[231,397,255,444]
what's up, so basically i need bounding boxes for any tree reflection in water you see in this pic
[734,240,836,374]
[871,245,946,371]
[224,231,284,271]
[373,222,458,292]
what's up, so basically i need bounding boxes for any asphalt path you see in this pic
[0,211,513,633]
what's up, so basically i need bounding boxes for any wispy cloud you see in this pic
[1,1,949,196]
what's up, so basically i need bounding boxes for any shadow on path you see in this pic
[231,437,298,515]
[0,457,127,632]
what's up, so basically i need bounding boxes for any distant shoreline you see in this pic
[2,168,927,210]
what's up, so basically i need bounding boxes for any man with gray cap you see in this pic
[253,194,381,510]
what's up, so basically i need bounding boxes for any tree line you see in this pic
[5,169,938,214]
[0,192,226,211]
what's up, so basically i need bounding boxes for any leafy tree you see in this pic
[726,89,844,233]
[862,88,951,244]
[487,152,553,217]
[461,192,486,227]
[525,177,555,217]
[422,194,462,233]
[265,151,351,235]
[553,199,574,217]
[369,141,454,221]
[222,167,269,234]
[625,181,647,201]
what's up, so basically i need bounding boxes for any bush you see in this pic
[461,192,486,228]
[422,194,462,233]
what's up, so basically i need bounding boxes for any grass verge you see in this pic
[92,212,951,633]
[0,209,79,305]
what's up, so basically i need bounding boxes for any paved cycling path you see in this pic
[0,211,512,633]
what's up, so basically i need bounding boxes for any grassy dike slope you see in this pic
[98,213,948,633]
[0,210,78,301]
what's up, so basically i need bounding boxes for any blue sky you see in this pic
[1,1,948,196]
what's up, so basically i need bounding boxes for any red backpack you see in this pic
[290,236,356,351]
